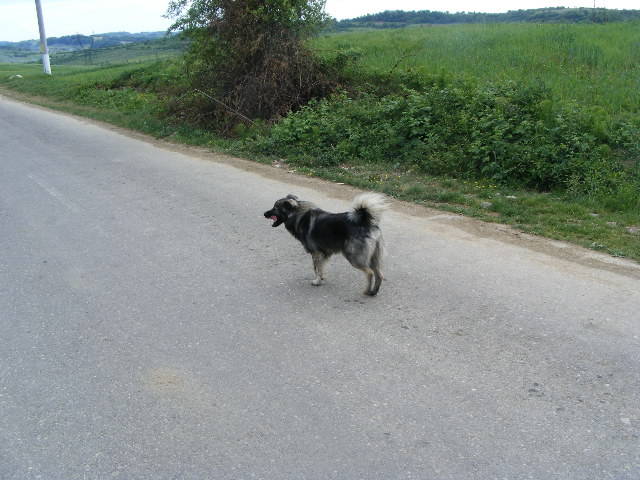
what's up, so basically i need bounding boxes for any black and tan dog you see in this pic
[264,193,389,296]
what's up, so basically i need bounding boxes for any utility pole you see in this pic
[34,0,51,75]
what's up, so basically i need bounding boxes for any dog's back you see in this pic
[289,194,388,254]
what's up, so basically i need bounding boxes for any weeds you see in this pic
[254,82,639,209]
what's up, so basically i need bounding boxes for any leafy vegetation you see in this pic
[257,84,637,200]
[265,22,640,204]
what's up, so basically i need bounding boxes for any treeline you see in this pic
[334,7,640,30]
[48,32,166,49]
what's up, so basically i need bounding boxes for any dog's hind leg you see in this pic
[311,252,328,286]
[344,241,380,296]
[361,267,376,295]
[347,259,375,295]
[367,239,384,296]
[368,269,383,296]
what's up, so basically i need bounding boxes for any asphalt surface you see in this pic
[1,95,639,480]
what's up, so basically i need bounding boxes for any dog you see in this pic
[264,193,389,296]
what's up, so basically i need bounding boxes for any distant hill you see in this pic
[51,35,188,66]
[334,7,640,30]
[0,31,169,63]
[0,31,167,51]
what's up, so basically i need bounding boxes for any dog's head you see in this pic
[264,194,299,227]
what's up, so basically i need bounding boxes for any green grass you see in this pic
[0,63,175,135]
[314,22,640,115]
[0,47,39,63]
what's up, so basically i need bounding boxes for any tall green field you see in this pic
[314,22,640,115]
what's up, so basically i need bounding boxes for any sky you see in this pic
[1,0,638,42]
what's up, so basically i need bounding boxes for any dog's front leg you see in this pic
[311,253,328,286]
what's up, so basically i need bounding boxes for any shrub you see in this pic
[166,0,337,130]
[256,79,638,202]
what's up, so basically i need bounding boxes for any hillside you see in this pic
[50,35,188,66]
[0,31,167,51]
[0,31,170,63]
[0,46,38,64]
[334,7,640,30]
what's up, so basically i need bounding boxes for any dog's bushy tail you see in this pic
[349,193,389,226]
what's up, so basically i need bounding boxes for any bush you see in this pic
[166,0,336,130]
[256,79,639,202]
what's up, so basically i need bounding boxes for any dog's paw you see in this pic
[311,278,323,286]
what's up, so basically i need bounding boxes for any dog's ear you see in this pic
[284,194,299,208]
[284,197,298,208]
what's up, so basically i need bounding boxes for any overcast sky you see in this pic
[1,0,638,42]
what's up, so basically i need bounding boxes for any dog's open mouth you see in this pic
[268,215,283,227]
[264,209,284,227]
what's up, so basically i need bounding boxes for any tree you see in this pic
[167,0,335,128]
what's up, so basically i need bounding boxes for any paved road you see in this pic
[1,95,639,479]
